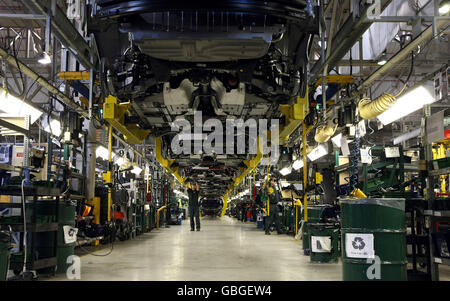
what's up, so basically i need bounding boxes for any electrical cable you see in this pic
[20,178,27,274]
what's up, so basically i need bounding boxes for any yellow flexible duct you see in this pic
[314,124,337,143]
[358,83,408,120]
[358,93,397,120]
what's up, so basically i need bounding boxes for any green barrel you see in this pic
[56,202,76,274]
[341,198,407,281]
[0,230,11,281]
[302,205,329,254]
[35,203,58,260]
[309,223,340,263]
[142,209,150,232]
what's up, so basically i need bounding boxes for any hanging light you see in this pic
[131,164,143,175]
[37,51,51,65]
[307,144,328,161]
[377,51,388,66]
[439,2,450,14]
[292,159,304,171]
[279,166,292,176]
[377,85,435,125]
[44,119,61,136]
[0,88,43,124]
[331,133,343,148]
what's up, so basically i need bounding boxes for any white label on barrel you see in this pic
[345,233,375,259]
[311,236,332,253]
[63,225,78,244]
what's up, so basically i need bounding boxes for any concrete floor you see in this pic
[47,215,450,281]
[50,216,341,281]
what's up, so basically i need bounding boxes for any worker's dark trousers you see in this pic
[189,206,200,230]
[265,204,282,233]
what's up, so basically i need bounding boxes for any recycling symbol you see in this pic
[352,237,366,250]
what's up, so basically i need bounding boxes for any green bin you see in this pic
[302,205,329,254]
[309,223,339,263]
[56,202,76,274]
[341,198,407,281]
[0,231,11,281]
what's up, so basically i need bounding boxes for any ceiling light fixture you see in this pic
[0,88,43,124]
[279,166,292,176]
[377,85,435,125]
[307,144,328,162]
[439,2,450,14]
[377,51,388,66]
[37,51,51,65]
[292,159,304,171]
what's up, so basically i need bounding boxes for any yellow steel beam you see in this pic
[314,75,354,89]
[278,89,309,145]
[103,95,150,144]
[154,137,186,185]
[58,71,90,81]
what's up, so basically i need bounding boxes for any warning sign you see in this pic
[345,233,374,259]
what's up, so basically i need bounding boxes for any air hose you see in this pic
[358,51,414,120]
[314,123,338,143]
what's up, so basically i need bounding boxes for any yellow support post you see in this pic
[302,122,308,222]
[103,95,150,144]
[314,75,354,89]
[293,199,302,240]
[156,206,167,229]
[107,125,113,222]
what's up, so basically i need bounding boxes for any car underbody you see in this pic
[90,0,318,198]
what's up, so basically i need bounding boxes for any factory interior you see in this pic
[0,0,449,284]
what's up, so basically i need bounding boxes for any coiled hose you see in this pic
[358,92,398,120]
[359,51,414,120]
[314,124,338,143]
[344,127,360,195]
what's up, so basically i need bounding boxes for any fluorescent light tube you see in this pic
[0,88,43,124]
[377,85,435,125]
[331,133,343,148]
[131,166,143,175]
[44,119,61,136]
[280,166,292,176]
[281,181,291,188]
[292,159,304,170]
[37,52,51,65]
[96,146,113,160]
[307,144,328,161]
[439,3,450,14]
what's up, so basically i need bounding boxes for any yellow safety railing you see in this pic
[156,206,167,229]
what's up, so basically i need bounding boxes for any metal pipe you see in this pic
[0,13,45,19]
[320,0,327,120]
[358,18,448,91]
[85,120,98,202]
[0,45,88,118]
